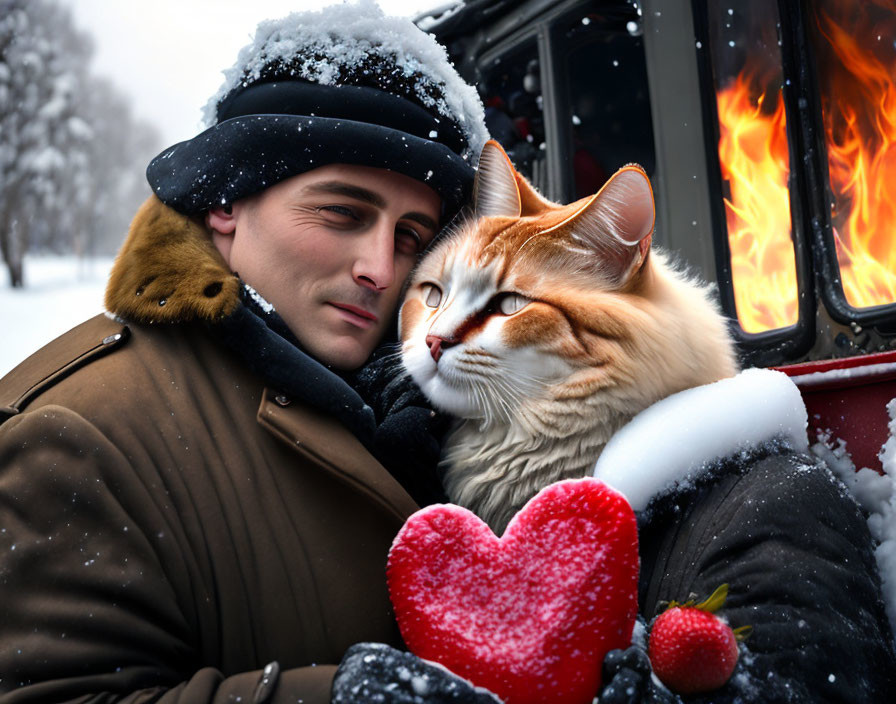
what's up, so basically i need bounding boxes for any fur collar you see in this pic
[104,195,378,446]
[593,368,809,511]
[105,196,241,323]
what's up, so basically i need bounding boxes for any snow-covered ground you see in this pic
[0,255,114,378]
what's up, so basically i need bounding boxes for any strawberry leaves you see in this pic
[648,584,747,695]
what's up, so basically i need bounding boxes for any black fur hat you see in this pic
[146,1,488,221]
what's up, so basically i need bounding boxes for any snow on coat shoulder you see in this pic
[593,368,809,512]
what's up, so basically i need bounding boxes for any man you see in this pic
[0,3,497,702]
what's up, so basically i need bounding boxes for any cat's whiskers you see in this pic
[459,370,512,426]
[462,347,497,359]
[490,366,551,428]
[454,364,499,377]
[461,376,495,424]
[369,344,407,365]
[443,351,531,427]
[480,376,517,424]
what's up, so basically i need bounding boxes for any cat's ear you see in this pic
[473,140,522,218]
[563,164,655,287]
[515,171,554,216]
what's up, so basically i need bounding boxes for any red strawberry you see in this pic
[648,584,749,695]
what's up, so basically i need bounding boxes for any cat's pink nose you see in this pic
[425,334,457,363]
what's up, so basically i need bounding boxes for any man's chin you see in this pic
[271,307,375,370]
[306,335,380,372]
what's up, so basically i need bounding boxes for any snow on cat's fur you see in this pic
[401,141,739,533]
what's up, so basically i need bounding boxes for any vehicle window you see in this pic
[809,0,896,311]
[478,41,548,193]
[705,0,799,334]
[560,4,656,200]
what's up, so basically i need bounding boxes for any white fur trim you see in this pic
[593,368,809,511]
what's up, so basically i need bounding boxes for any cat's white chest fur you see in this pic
[440,394,629,534]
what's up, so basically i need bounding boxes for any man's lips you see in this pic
[328,302,379,328]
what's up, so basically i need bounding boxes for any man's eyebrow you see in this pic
[405,212,439,232]
[304,180,439,232]
[303,181,386,208]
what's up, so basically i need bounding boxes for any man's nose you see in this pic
[425,334,458,363]
[353,222,396,292]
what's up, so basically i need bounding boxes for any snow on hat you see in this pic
[146,0,488,221]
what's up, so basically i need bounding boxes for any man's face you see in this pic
[211,164,441,370]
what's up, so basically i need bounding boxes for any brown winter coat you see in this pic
[0,197,419,703]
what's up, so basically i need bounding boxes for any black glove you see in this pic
[332,643,502,703]
[352,346,452,506]
[599,645,679,704]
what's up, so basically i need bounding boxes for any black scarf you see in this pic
[213,285,449,506]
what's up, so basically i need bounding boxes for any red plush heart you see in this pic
[387,478,639,704]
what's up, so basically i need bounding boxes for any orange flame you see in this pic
[716,75,798,333]
[816,1,896,309]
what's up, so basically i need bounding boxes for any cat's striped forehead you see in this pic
[463,198,595,267]
[420,228,507,300]
[420,212,583,291]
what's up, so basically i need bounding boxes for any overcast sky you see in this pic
[58,0,451,150]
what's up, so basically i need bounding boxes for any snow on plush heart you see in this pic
[387,478,639,704]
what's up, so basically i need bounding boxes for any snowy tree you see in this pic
[80,78,159,257]
[0,0,89,286]
[0,0,161,287]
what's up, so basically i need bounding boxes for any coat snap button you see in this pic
[274,394,291,407]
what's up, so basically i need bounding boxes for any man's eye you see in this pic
[396,227,422,255]
[318,205,359,221]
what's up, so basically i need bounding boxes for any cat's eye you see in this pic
[422,284,443,308]
[494,293,530,316]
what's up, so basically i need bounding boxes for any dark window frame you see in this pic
[692,0,817,365]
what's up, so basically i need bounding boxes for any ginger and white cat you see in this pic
[400,141,738,533]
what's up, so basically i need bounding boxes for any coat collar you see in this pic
[593,368,810,512]
[258,388,419,521]
[106,196,410,514]
[106,196,242,324]
[213,297,378,447]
